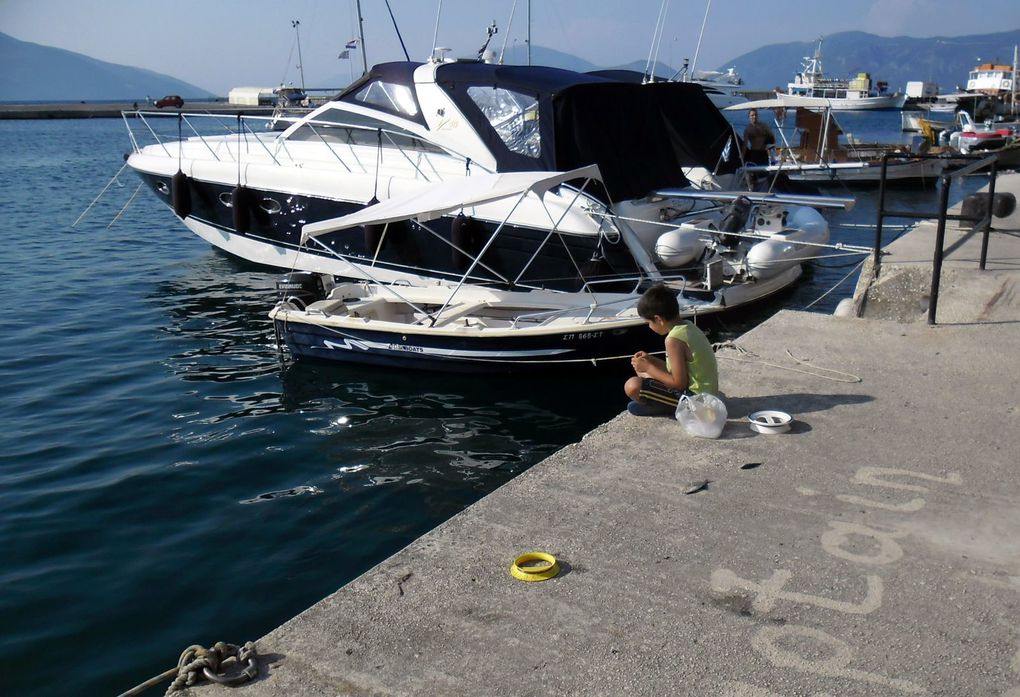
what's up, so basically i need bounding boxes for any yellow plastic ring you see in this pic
[510,552,560,582]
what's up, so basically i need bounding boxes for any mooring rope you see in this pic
[714,342,862,383]
[107,183,144,229]
[116,641,258,697]
[801,258,867,310]
[72,160,129,227]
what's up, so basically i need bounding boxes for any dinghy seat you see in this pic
[428,302,490,326]
[348,299,392,320]
[305,299,348,316]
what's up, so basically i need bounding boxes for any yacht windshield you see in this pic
[286,108,443,153]
[466,86,540,158]
[352,81,419,117]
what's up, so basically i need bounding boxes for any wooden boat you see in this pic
[729,105,948,185]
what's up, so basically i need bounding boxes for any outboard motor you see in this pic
[718,196,752,248]
[276,272,327,310]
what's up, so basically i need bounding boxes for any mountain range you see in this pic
[0,32,212,101]
[3,28,1019,102]
[721,29,1020,93]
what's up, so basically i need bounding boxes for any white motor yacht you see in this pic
[124,58,848,302]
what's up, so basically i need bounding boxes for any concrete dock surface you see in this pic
[185,175,1020,696]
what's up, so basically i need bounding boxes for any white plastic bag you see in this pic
[676,393,727,439]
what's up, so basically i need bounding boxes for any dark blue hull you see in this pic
[273,317,659,374]
[138,173,644,292]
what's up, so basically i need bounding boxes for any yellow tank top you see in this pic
[665,322,719,395]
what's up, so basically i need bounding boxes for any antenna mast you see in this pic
[645,0,669,82]
[498,0,519,64]
[689,0,713,80]
[356,0,368,75]
[384,0,410,61]
[292,20,305,91]
[431,0,444,61]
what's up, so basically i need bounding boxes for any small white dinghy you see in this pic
[270,168,853,373]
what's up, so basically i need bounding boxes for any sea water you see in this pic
[0,113,986,697]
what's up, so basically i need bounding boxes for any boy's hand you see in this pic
[631,351,650,373]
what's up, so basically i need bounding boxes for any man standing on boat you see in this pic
[742,109,775,166]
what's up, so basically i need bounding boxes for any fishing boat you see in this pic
[269,167,852,373]
[727,104,947,185]
[744,38,906,112]
[123,59,745,293]
[966,61,1016,98]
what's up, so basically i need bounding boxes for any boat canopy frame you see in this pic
[299,165,655,325]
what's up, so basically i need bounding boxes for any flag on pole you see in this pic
[345,39,359,49]
[338,50,351,59]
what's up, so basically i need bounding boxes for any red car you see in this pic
[155,95,184,109]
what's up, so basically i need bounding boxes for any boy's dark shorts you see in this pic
[638,378,691,408]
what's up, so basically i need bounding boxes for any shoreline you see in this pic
[0,101,276,119]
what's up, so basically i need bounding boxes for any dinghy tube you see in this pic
[745,206,829,279]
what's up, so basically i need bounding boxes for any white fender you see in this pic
[654,226,707,267]
[746,206,829,279]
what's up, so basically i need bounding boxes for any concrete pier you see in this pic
[185,175,1020,696]
[0,101,274,119]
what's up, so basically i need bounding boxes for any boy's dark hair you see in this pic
[637,284,680,321]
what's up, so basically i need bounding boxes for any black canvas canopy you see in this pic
[436,62,739,201]
[337,62,429,127]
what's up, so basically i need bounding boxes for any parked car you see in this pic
[155,95,184,109]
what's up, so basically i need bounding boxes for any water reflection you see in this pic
[147,249,625,504]
[277,359,622,481]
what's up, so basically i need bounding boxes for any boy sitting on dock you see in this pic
[624,284,719,417]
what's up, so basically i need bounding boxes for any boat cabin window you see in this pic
[285,108,444,154]
[466,86,540,158]
[351,81,418,117]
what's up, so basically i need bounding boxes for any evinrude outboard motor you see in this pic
[276,272,327,310]
[718,196,752,248]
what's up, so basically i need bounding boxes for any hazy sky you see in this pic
[3,0,1019,95]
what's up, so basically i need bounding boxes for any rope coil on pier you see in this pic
[116,641,258,697]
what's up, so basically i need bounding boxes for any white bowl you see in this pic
[748,410,792,434]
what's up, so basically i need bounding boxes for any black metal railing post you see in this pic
[873,153,890,272]
[980,156,999,271]
[927,173,953,325]
[868,151,999,326]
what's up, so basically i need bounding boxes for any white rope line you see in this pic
[107,183,143,229]
[801,258,866,310]
[714,342,862,383]
[72,160,129,227]
[594,210,874,255]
